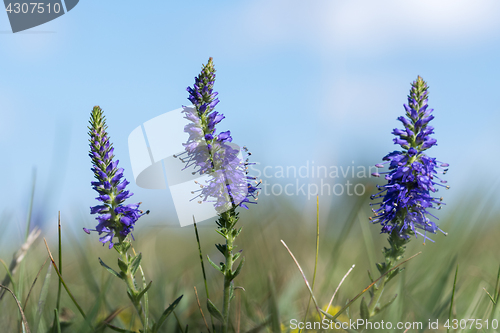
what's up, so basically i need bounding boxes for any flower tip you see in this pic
[83,228,91,234]
[371,172,380,177]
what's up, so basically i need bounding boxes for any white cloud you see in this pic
[241,0,500,55]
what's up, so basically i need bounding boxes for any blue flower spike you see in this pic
[363,77,451,320]
[181,58,260,333]
[182,57,260,212]
[370,76,449,244]
[85,106,148,249]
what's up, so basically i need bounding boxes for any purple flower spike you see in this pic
[181,58,260,212]
[370,76,449,243]
[85,106,147,248]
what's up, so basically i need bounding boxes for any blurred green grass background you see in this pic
[1,185,499,332]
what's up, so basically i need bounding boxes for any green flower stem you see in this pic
[367,269,389,317]
[222,229,235,333]
[367,230,408,318]
[221,208,237,333]
[119,248,147,330]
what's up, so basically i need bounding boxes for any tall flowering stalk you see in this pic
[182,58,259,332]
[86,106,145,249]
[85,106,182,333]
[366,76,449,318]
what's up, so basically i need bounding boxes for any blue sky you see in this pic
[1,1,500,241]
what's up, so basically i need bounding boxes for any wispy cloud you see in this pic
[240,0,500,55]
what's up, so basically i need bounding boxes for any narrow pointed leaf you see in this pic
[53,309,61,333]
[360,297,369,320]
[130,253,142,276]
[377,293,398,314]
[447,265,458,333]
[207,255,222,272]
[117,258,128,273]
[98,258,122,279]
[136,281,152,303]
[154,295,183,332]
[483,288,496,305]
[207,299,224,322]
[232,257,245,280]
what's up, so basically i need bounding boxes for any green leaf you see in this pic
[130,253,142,276]
[136,281,152,303]
[207,255,222,272]
[126,289,135,304]
[215,243,226,255]
[35,261,53,331]
[367,270,374,283]
[98,258,122,279]
[268,276,281,333]
[377,293,398,314]
[385,268,400,284]
[447,265,459,333]
[153,295,183,332]
[207,299,224,323]
[53,309,61,333]
[375,262,385,274]
[117,258,128,274]
[484,288,497,305]
[232,257,245,280]
[360,297,369,320]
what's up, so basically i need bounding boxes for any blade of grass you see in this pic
[280,240,322,318]
[153,295,183,332]
[491,263,500,320]
[447,264,458,333]
[25,168,36,240]
[43,238,94,331]
[325,264,355,313]
[321,251,422,322]
[321,195,367,294]
[193,216,215,333]
[172,311,184,333]
[268,275,281,333]
[15,169,37,327]
[0,258,18,300]
[483,288,496,305]
[0,284,31,333]
[194,286,211,333]
[495,264,500,304]
[84,275,116,333]
[56,212,62,313]
[53,309,61,333]
[0,227,41,300]
[301,196,320,326]
[35,261,53,333]
[427,255,457,315]
[23,256,49,311]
